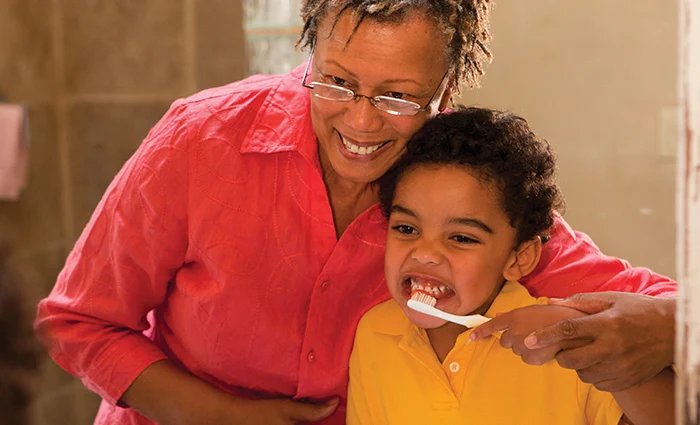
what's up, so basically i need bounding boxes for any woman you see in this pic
[35,1,676,424]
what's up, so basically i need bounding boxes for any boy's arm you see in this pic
[612,367,675,425]
[347,344,373,425]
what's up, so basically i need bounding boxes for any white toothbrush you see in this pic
[407,297,491,328]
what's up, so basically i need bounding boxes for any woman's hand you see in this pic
[121,360,339,425]
[523,292,675,392]
[470,304,590,365]
[225,397,340,425]
[471,293,676,392]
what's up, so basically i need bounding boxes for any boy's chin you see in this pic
[405,309,448,329]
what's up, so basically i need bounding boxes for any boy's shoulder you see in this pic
[357,299,409,337]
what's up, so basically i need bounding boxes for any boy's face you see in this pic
[385,164,521,329]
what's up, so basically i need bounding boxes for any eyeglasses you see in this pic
[301,45,449,117]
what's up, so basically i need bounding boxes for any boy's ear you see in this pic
[503,237,543,282]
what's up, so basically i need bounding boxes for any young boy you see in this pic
[347,107,675,425]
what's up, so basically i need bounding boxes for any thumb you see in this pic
[288,397,339,422]
[524,314,598,349]
[547,293,614,315]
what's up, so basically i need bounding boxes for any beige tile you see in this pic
[67,102,172,234]
[195,0,248,89]
[0,105,64,254]
[61,0,186,95]
[461,1,678,279]
[32,376,100,425]
[0,0,55,102]
[8,245,68,309]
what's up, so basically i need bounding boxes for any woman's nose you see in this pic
[342,96,384,133]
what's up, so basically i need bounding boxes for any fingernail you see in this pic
[470,332,478,340]
[549,298,563,302]
[524,334,538,348]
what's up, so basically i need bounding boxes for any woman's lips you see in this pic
[337,131,390,158]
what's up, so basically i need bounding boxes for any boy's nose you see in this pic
[411,241,443,265]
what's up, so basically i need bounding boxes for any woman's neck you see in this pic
[319,146,379,238]
[324,174,378,238]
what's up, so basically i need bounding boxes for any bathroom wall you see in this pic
[0,1,246,424]
[0,0,679,424]
[460,0,678,279]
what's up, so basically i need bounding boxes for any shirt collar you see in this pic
[374,281,537,338]
[240,63,318,164]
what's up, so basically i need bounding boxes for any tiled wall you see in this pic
[0,1,246,424]
[460,0,678,278]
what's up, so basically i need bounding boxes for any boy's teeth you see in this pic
[341,135,382,155]
[409,277,451,296]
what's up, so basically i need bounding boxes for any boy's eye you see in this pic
[451,235,479,245]
[392,225,417,235]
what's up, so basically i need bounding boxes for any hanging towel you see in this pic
[0,103,29,201]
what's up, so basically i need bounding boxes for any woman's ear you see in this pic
[438,80,454,112]
[503,237,543,282]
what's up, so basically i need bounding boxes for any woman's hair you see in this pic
[298,0,493,90]
[0,246,40,425]
[378,107,564,245]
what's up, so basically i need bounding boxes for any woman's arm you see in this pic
[612,367,675,425]
[521,214,677,299]
[121,360,338,425]
[34,99,193,405]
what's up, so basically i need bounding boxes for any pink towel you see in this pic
[0,104,29,201]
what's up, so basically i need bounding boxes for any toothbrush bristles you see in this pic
[410,291,437,307]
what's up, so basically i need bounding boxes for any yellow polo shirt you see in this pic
[347,281,623,425]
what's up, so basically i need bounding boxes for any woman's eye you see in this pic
[331,76,349,87]
[451,235,479,245]
[392,225,417,235]
[386,91,407,100]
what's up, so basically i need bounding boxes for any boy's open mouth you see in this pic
[403,276,455,301]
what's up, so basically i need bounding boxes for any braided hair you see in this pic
[297,0,493,90]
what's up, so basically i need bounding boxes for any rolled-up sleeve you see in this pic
[35,99,192,405]
[521,213,677,299]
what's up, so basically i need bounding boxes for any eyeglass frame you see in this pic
[301,44,450,117]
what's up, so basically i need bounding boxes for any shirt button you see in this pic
[449,362,460,373]
[319,280,330,291]
[307,350,315,363]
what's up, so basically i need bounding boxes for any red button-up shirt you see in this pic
[35,65,677,425]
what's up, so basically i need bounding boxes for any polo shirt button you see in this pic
[449,361,460,373]
[320,280,330,291]
[307,350,316,363]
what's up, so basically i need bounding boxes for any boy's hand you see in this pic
[470,304,590,365]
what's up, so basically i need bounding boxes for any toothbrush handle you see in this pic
[461,315,491,328]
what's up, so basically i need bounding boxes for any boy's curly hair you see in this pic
[0,246,41,425]
[378,107,564,245]
[298,0,493,90]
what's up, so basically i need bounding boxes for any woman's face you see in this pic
[309,11,451,183]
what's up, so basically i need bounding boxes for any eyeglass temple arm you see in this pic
[301,43,316,88]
